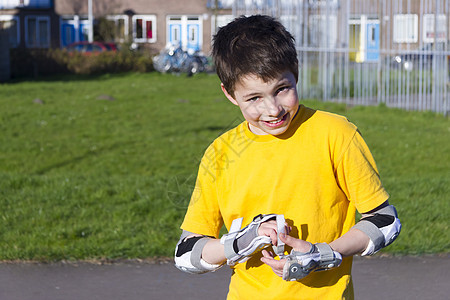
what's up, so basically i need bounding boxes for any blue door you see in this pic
[168,23,182,46]
[61,19,89,47]
[366,22,380,62]
[187,23,200,51]
[79,23,88,42]
[61,23,75,47]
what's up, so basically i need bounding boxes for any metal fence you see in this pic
[232,0,449,115]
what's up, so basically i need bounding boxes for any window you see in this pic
[171,25,180,44]
[188,25,197,43]
[207,0,233,9]
[25,15,50,48]
[106,15,128,42]
[368,24,377,46]
[0,15,19,47]
[211,15,233,35]
[393,14,418,43]
[423,14,447,43]
[0,1,51,8]
[309,15,337,47]
[22,0,52,8]
[80,19,89,41]
[0,0,22,9]
[132,15,156,43]
[63,24,73,43]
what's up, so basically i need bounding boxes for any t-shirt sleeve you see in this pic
[180,144,223,238]
[335,130,389,213]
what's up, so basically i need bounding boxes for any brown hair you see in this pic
[212,15,298,97]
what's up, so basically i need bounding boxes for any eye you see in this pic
[246,96,260,102]
[276,86,290,95]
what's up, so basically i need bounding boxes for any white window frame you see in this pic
[0,1,51,8]
[393,14,418,43]
[0,0,22,9]
[423,14,447,43]
[106,15,129,43]
[132,15,157,43]
[0,15,20,47]
[25,15,50,48]
[23,0,52,8]
[211,14,234,35]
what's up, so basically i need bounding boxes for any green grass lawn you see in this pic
[0,72,448,261]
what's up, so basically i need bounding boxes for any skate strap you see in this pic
[272,214,286,257]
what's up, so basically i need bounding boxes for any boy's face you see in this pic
[222,71,299,136]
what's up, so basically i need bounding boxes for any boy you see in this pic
[174,15,401,299]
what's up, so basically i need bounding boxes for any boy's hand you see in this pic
[257,220,290,246]
[221,214,289,266]
[261,249,285,277]
[260,233,312,277]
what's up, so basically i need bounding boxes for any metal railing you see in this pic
[233,0,449,115]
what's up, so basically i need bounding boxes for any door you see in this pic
[349,22,362,62]
[366,22,380,62]
[167,16,202,51]
[79,22,89,42]
[61,17,89,47]
[168,21,182,46]
[187,23,199,51]
[61,22,75,47]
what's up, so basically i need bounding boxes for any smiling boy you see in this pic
[174,15,401,299]
[221,71,299,136]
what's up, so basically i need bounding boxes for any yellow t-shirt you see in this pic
[181,105,389,299]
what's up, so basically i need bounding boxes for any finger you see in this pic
[260,257,286,277]
[261,249,274,258]
[269,229,278,245]
[260,254,277,266]
[279,232,299,247]
[280,233,313,253]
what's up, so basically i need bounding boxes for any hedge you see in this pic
[10,47,154,78]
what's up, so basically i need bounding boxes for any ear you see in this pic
[221,83,238,106]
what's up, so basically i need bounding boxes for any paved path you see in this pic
[0,255,448,300]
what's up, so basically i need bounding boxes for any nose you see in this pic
[261,97,283,117]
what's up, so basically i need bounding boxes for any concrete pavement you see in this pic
[0,255,448,300]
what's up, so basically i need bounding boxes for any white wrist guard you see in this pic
[220,214,286,266]
[174,231,223,274]
[353,204,401,256]
[282,243,342,281]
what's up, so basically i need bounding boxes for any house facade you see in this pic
[1,0,447,58]
[233,0,449,62]
[0,0,60,48]
[54,0,233,54]
[0,0,233,54]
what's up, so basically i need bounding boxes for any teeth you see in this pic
[267,119,281,124]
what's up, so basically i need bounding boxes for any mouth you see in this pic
[262,114,288,127]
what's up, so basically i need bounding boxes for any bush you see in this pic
[10,47,154,78]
